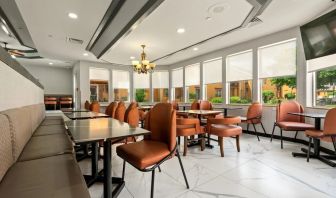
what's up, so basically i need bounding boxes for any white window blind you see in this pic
[172,68,183,88]
[133,73,150,88]
[203,58,222,84]
[226,50,253,82]
[89,68,110,80]
[185,64,200,86]
[152,71,169,88]
[307,54,336,72]
[113,70,129,89]
[259,39,297,78]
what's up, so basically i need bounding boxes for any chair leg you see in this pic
[294,131,298,140]
[151,170,155,198]
[178,136,181,145]
[122,160,126,180]
[176,146,190,189]
[183,136,188,156]
[218,137,224,157]
[201,134,205,151]
[246,123,250,133]
[207,133,211,146]
[280,129,283,149]
[236,135,240,152]
[307,137,312,162]
[260,122,267,135]
[332,136,336,154]
[252,123,260,141]
[158,166,162,172]
[270,123,276,142]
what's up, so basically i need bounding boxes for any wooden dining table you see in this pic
[65,112,110,120]
[66,118,151,198]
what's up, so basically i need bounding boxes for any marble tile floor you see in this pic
[78,134,336,198]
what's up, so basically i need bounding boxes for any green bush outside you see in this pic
[262,90,275,104]
[285,93,296,100]
[229,96,251,104]
[210,97,223,103]
[135,89,145,102]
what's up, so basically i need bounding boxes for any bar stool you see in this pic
[44,97,57,110]
[60,97,72,109]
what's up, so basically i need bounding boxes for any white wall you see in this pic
[24,65,73,95]
[0,60,43,111]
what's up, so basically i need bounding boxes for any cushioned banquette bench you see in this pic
[0,103,90,198]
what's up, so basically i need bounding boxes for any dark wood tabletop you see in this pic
[65,112,109,120]
[65,118,151,143]
[61,108,89,113]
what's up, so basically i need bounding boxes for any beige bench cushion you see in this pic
[0,154,90,198]
[2,108,32,161]
[33,125,67,136]
[0,114,14,181]
[18,134,74,161]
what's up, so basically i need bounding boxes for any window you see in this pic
[133,73,150,102]
[203,58,223,103]
[172,68,183,102]
[227,50,253,104]
[185,64,200,102]
[89,68,109,102]
[152,71,169,102]
[259,39,297,105]
[113,70,129,101]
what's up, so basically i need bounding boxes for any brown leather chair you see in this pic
[60,97,72,109]
[115,101,126,122]
[105,102,114,115]
[305,108,336,164]
[84,100,90,110]
[177,118,205,156]
[199,100,213,110]
[110,102,118,118]
[171,100,179,110]
[190,101,200,110]
[241,102,266,141]
[207,116,242,157]
[116,103,189,198]
[89,101,100,113]
[271,101,314,149]
[44,97,57,110]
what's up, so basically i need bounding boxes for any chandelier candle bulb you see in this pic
[132,45,156,74]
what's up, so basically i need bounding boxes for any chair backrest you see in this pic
[124,102,139,127]
[176,118,200,136]
[247,102,263,123]
[144,103,176,151]
[105,102,114,115]
[323,108,336,135]
[90,101,100,113]
[60,97,72,101]
[199,100,213,110]
[115,101,126,122]
[110,102,118,118]
[276,101,304,123]
[45,97,57,101]
[171,100,179,110]
[84,101,90,110]
[190,101,199,110]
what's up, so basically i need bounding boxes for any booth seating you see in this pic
[0,103,90,198]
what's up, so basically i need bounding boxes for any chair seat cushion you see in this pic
[33,125,67,136]
[41,119,64,126]
[117,140,171,170]
[305,130,335,142]
[18,134,73,161]
[209,125,242,137]
[277,122,315,131]
[177,126,205,136]
[0,154,90,198]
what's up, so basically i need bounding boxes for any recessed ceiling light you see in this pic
[1,24,9,35]
[83,53,88,56]
[68,13,78,19]
[177,28,185,34]
[49,62,53,65]
[130,56,135,59]
[11,54,16,59]
[193,47,199,51]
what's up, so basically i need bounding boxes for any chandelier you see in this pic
[132,45,156,74]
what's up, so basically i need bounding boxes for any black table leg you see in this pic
[104,140,112,198]
[83,142,99,187]
[224,109,228,117]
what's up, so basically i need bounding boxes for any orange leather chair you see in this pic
[124,102,139,127]
[207,116,242,157]
[271,101,314,149]
[177,118,205,156]
[84,100,90,110]
[89,101,100,113]
[105,102,114,115]
[190,101,200,110]
[116,103,189,198]
[305,108,336,164]
[171,100,179,110]
[115,101,126,122]
[110,102,118,118]
[241,102,266,141]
